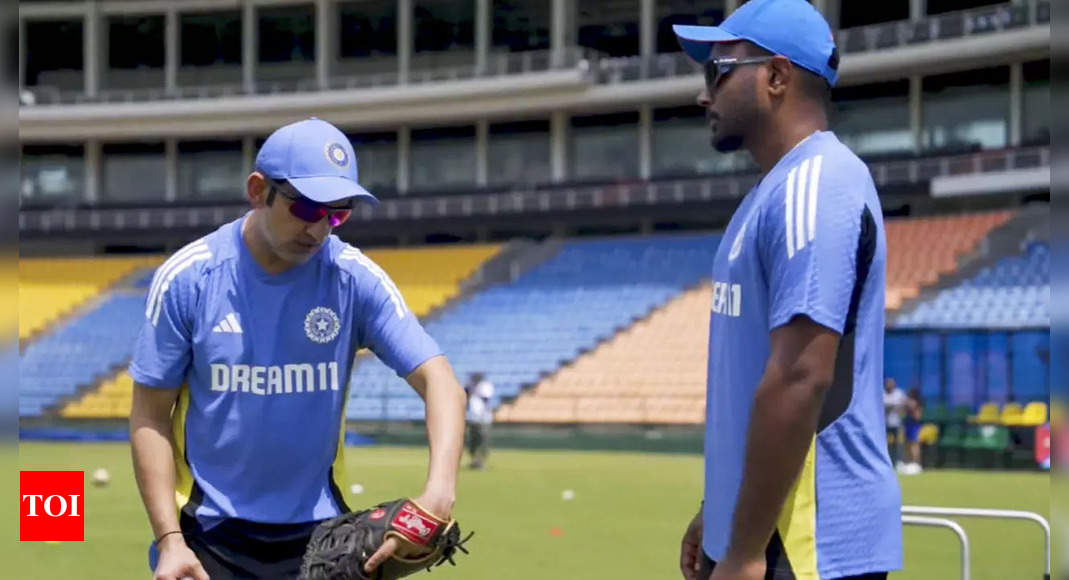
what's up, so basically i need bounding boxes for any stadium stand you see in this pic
[884,210,1013,310]
[346,234,720,421]
[496,284,710,424]
[48,244,502,419]
[895,240,1048,328]
[359,244,502,316]
[19,256,161,340]
[20,293,146,418]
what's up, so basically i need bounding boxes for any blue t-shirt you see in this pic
[703,131,902,578]
[130,214,442,528]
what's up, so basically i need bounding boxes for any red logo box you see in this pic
[20,471,84,541]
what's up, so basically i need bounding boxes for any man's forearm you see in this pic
[130,419,182,541]
[724,373,827,562]
[422,374,466,497]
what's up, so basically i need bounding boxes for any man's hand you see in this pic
[680,509,703,580]
[154,535,209,580]
[363,488,456,574]
[708,555,765,580]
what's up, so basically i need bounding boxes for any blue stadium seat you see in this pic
[346,234,721,421]
[900,243,1049,328]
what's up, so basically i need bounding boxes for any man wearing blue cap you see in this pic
[672,1,902,579]
[129,118,467,579]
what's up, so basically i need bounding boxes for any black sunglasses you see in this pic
[266,179,354,227]
[703,56,776,89]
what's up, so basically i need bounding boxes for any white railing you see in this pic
[902,505,1051,580]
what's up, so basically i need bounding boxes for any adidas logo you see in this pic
[212,313,243,334]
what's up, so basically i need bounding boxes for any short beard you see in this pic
[712,133,744,153]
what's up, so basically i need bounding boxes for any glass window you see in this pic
[181,11,242,67]
[109,15,165,69]
[102,143,166,203]
[414,0,475,54]
[492,0,550,52]
[571,112,639,181]
[1022,60,1050,145]
[652,106,749,177]
[24,19,84,90]
[351,132,399,195]
[926,0,1004,16]
[107,15,166,89]
[21,145,85,206]
[259,4,315,63]
[922,67,1009,151]
[831,80,913,157]
[578,0,639,57]
[177,141,244,201]
[655,0,723,54]
[410,126,475,190]
[839,0,908,28]
[339,0,397,58]
[488,120,551,187]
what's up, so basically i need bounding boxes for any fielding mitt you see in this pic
[298,498,472,580]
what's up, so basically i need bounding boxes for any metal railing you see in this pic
[17,145,1050,235]
[838,0,1047,55]
[902,505,1051,580]
[589,0,1049,84]
[21,47,591,106]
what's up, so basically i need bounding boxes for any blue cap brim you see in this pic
[672,24,742,63]
[288,176,379,206]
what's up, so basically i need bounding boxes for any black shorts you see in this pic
[698,531,888,580]
[178,511,321,579]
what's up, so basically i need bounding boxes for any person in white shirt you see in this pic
[465,373,495,470]
[883,378,907,468]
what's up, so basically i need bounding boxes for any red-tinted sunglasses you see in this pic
[269,181,353,227]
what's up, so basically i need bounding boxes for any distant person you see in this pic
[883,378,906,468]
[672,0,902,578]
[465,372,496,469]
[901,388,924,475]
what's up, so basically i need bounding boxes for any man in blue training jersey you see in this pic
[672,1,902,579]
[129,118,468,580]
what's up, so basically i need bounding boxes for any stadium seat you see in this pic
[961,425,1011,468]
[1019,401,1048,427]
[936,423,965,467]
[19,256,161,340]
[970,402,1000,424]
[998,402,1023,426]
[496,284,710,425]
[885,210,1014,313]
[348,234,720,422]
[918,423,940,446]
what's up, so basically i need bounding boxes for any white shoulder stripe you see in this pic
[794,157,810,254]
[149,249,212,326]
[785,167,796,259]
[145,241,210,318]
[340,246,408,320]
[806,155,823,244]
[784,155,823,260]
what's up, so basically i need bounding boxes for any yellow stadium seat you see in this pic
[20,256,162,340]
[999,403,1023,426]
[918,423,940,445]
[1019,402,1048,427]
[970,402,1000,424]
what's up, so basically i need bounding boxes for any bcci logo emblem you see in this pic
[325,142,350,168]
[728,223,747,261]
[304,307,340,344]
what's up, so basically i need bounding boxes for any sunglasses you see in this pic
[703,56,776,89]
[268,180,353,227]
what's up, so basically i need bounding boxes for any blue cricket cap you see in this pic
[673,0,840,87]
[255,118,378,205]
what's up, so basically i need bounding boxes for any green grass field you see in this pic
[14,442,1049,579]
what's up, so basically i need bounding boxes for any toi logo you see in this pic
[20,471,84,541]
